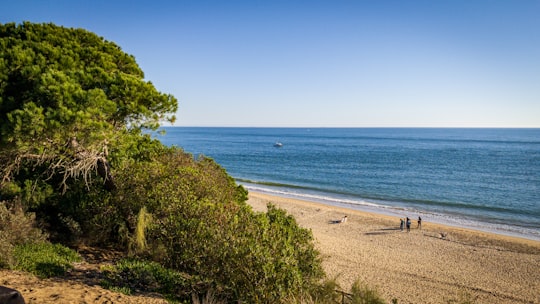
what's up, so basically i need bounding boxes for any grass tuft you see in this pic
[134,206,151,253]
[13,242,81,278]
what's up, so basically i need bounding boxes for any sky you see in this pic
[2,0,540,127]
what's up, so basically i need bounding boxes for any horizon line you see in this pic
[161,125,540,129]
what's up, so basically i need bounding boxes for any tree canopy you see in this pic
[0,22,177,192]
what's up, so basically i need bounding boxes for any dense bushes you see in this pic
[1,147,326,302]
[105,149,323,302]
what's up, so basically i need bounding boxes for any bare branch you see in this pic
[0,138,115,193]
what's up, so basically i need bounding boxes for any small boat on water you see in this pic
[274,142,283,147]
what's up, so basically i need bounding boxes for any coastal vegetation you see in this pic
[0,22,393,303]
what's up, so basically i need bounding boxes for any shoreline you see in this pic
[247,191,540,304]
[242,185,540,242]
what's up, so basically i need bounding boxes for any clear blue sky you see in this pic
[3,0,540,127]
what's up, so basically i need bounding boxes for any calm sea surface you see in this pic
[156,127,540,241]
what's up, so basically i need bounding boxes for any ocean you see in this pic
[156,127,540,241]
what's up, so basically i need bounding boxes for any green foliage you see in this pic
[13,242,81,278]
[0,181,20,199]
[285,277,342,304]
[0,201,47,267]
[150,200,324,302]
[101,258,198,302]
[0,21,177,194]
[349,280,385,304]
[192,290,225,304]
[91,149,323,302]
[0,21,177,135]
[20,179,54,210]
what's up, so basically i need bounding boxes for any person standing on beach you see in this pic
[417,216,422,229]
[406,217,411,232]
[400,218,404,231]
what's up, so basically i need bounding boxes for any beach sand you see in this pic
[247,191,540,304]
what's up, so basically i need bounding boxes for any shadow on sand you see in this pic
[364,227,401,236]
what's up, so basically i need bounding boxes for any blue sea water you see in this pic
[156,127,540,241]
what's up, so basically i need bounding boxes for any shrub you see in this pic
[0,201,47,268]
[13,242,81,278]
[148,200,324,303]
[349,280,385,304]
[284,277,342,304]
[284,278,386,304]
[101,258,202,302]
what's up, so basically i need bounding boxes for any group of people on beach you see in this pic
[334,214,422,232]
[400,216,421,232]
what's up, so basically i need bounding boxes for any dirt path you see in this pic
[0,247,168,304]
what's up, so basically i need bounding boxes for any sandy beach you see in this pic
[247,191,540,304]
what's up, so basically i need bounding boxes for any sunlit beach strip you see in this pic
[241,182,540,242]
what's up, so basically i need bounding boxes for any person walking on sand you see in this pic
[400,218,404,231]
[417,216,422,229]
[406,217,411,232]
